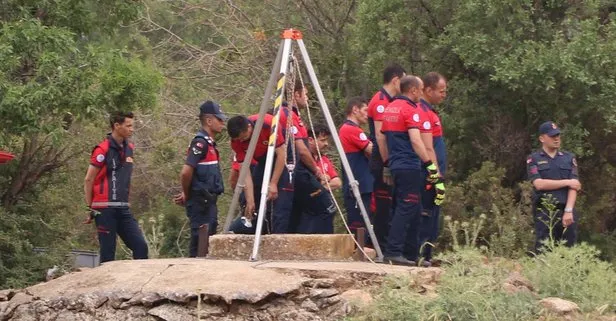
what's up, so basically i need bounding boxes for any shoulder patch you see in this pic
[96,154,105,163]
[413,114,420,122]
[423,121,431,130]
[527,158,532,164]
[377,105,385,113]
[359,133,367,141]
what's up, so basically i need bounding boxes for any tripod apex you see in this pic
[281,29,303,40]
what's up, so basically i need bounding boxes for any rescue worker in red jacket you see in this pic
[339,97,374,235]
[380,76,443,266]
[367,63,406,247]
[84,111,148,263]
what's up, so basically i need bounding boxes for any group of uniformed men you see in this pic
[84,65,580,264]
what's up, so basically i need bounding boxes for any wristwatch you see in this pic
[564,208,573,213]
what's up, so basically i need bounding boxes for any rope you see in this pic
[296,55,383,268]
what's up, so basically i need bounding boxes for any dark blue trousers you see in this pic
[418,176,440,261]
[186,196,218,257]
[95,207,148,263]
[385,169,421,259]
[344,192,373,235]
[292,170,335,234]
[533,204,577,253]
[371,166,393,249]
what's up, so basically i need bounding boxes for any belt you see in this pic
[90,201,130,207]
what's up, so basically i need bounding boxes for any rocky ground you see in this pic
[0,258,441,321]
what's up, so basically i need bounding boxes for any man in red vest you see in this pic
[83,111,148,263]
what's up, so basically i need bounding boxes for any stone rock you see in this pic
[303,278,335,289]
[108,290,137,309]
[160,291,196,304]
[278,309,322,321]
[300,299,319,312]
[309,288,339,300]
[0,290,15,302]
[147,304,195,321]
[340,289,373,310]
[8,292,33,306]
[209,234,355,261]
[360,247,376,260]
[540,297,580,315]
[503,272,534,294]
[316,295,341,309]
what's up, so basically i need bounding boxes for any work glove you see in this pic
[382,166,393,186]
[434,181,446,206]
[423,161,440,183]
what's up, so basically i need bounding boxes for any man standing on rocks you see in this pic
[380,76,441,266]
[417,72,448,266]
[174,101,227,257]
[339,97,374,235]
[367,63,406,248]
[527,121,580,252]
[83,111,148,263]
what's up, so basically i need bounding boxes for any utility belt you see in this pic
[189,189,218,215]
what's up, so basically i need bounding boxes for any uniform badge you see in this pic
[359,133,367,141]
[96,154,105,163]
[192,147,202,155]
[526,158,532,164]
[377,105,385,113]
[292,126,298,135]
[196,142,204,148]
[413,114,420,122]
[423,121,431,130]
[538,160,548,165]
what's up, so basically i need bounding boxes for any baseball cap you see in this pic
[199,100,227,121]
[538,121,561,137]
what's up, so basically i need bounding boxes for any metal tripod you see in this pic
[223,29,384,262]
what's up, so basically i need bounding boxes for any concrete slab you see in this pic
[208,234,356,261]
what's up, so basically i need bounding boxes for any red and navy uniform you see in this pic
[381,96,432,260]
[315,155,337,180]
[282,106,335,234]
[418,99,446,261]
[90,136,134,209]
[339,120,374,233]
[89,135,148,263]
[367,88,394,247]
[367,88,393,168]
[184,130,223,257]
[527,150,578,251]
[228,114,293,234]
[231,114,284,164]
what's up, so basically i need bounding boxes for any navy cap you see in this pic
[199,100,227,121]
[539,121,561,137]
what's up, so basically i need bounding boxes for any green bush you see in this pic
[353,247,540,321]
[522,243,616,312]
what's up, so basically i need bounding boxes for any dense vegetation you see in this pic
[1,0,615,288]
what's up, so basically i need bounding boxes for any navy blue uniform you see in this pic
[339,120,374,234]
[185,131,224,257]
[90,135,148,263]
[367,88,394,247]
[381,96,432,260]
[527,150,578,251]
